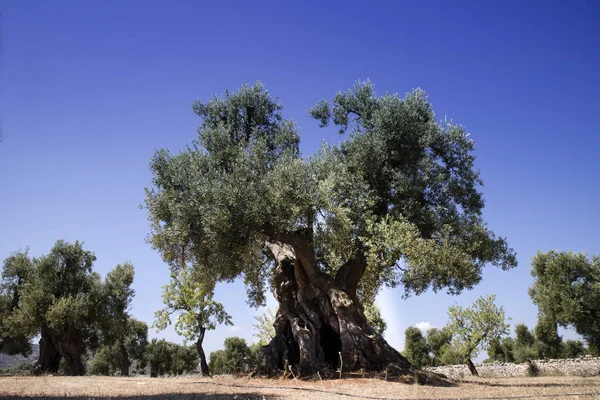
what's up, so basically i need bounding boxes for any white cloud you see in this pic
[228,326,243,333]
[415,321,434,332]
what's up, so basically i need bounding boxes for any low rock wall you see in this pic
[426,357,600,379]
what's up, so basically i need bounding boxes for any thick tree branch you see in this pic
[262,225,333,291]
[334,250,367,299]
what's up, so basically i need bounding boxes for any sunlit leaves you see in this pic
[145,80,517,314]
[529,251,600,351]
[0,241,137,363]
[446,295,510,362]
[153,267,232,343]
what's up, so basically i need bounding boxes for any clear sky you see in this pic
[1,0,599,360]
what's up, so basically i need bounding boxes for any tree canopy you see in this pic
[89,318,148,376]
[403,327,430,368]
[0,241,136,375]
[146,339,197,377]
[529,250,600,353]
[144,81,516,375]
[153,266,231,375]
[446,295,510,375]
[208,337,254,375]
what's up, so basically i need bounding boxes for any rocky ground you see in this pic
[427,357,600,379]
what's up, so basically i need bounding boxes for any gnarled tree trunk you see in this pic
[119,342,130,376]
[52,327,87,376]
[33,324,62,375]
[255,240,413,378]
[196,328,210,376]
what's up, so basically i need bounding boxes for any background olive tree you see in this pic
[0,241,136,375]
[529,251,600,355]
[446,295,510,375]
[153,266,231,376]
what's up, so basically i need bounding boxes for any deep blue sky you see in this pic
[2,1,599,359]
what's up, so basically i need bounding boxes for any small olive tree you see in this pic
[253,309,276,346]
[447,295,510,375]
[154,267,231,376]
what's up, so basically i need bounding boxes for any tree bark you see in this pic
[119,342,130,377]
[467,358,479,376]
[52,326,87,376]
[33,324,62,375]
[196,328,210,376]
[255,241,414,378]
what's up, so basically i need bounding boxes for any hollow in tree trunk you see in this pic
[255,240,414,378]
[196,327,210,376]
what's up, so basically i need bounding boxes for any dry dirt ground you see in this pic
[1,375,600,400]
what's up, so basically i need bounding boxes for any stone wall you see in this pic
[426,357,600,379]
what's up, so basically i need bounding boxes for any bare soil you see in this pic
[1,374,599,399]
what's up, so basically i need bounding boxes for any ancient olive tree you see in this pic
[153,266,231,376]
[144,81,516,376]
[0,241,136,375]
[529,251,600,354]
[446,295,510,375]
[0,250,34,357]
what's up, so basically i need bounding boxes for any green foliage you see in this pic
[403,326,430,368]
[426,327,453,366]
[437,343,465,366]
[208,337,254,375]
[529,251,600,351]
[89,318,148,376]
[88,346,113,376]
[515,324,535,348]
[154,266,232,343]
[0,250,34,356]
[533,318,563,359]
[487,337,515,363]
[363,302,387,335]
[0,241,137,375]
[144,81,516,314]
[0,362,32,377]
[446,295,510,364]
[512,323,537,363]
[253,308,276,346]
[208,349,227,375]
[562,340,587,358]
[146,339,197,377]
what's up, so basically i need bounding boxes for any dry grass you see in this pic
[0,374,599,400]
